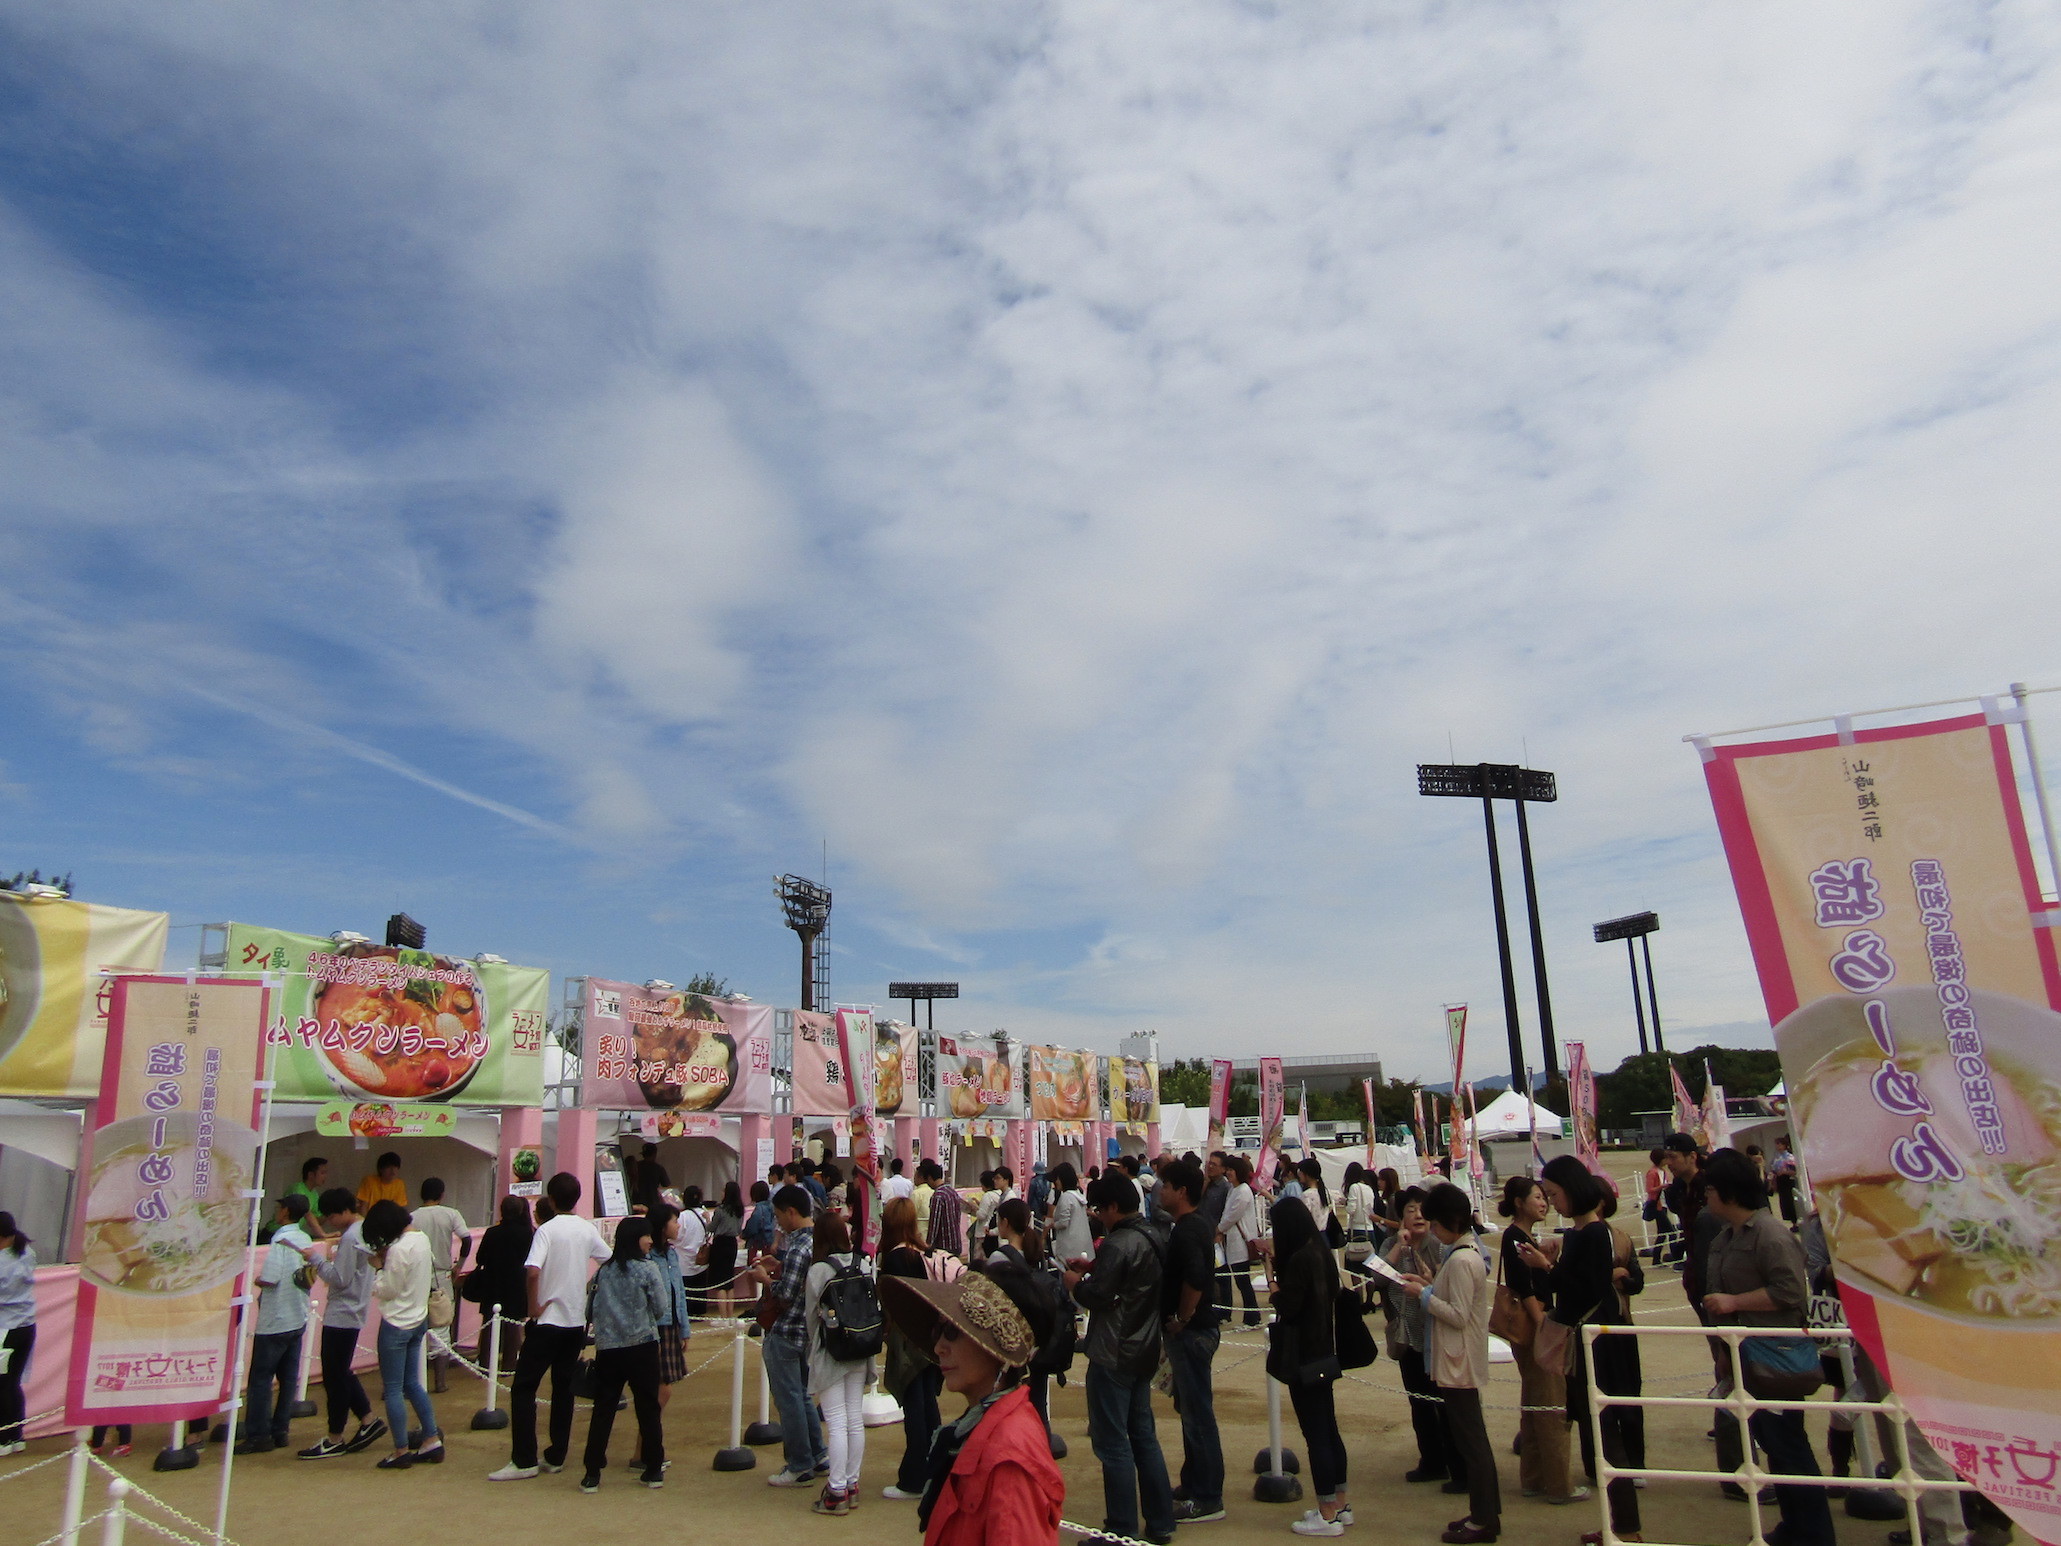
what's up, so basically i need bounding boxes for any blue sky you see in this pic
[6,2,2061,1083]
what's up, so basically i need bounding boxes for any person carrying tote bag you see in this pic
[1401,1184,1500,1545]
[1266,1199,1352,1538]
[1493,1176,1583,1507]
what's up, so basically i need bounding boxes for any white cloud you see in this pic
[6,1,2061,1070]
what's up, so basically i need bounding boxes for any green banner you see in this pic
[222,923,546,1106]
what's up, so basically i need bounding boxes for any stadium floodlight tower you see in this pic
[776,874,833,1012]
[1593,911,1665,1056]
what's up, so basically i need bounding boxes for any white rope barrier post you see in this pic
[1581,1326,1615,1546]
[712,1323,754,1471]
[99,1478,131,1546]
[1251,1376,1302,1503]
[470,1311,509,1431]
[289,1316,318,1419]
[60,1430,92,1546]
[743,1334,781,1446]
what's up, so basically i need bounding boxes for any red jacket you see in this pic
[925,1385,1064,1546]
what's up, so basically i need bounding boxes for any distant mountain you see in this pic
[1421,1071,1548,1097]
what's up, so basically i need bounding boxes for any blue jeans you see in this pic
[1750,1406,1836,1545]
[1085,1361,1175,1539]
[245,1329,303,1444]
[1167,1324,1225,1510]
[763,1334,825,1476]
[376,1320,437,1448]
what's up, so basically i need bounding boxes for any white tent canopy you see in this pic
[1466,1089,1567,1139]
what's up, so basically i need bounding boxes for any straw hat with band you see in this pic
[879,1270,1037,1369]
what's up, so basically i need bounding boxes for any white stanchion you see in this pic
[99,1478,131,1546]
[289,1320,317,1418]
[470,1311,509,1431]
[712,1325,754,1470]
[1252,1377,1302,1502]
[60,1430,91,1546]
[743,1341,781,1445]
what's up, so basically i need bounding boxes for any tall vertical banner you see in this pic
[1207,1059,1232,1154]
[1255,1057,1285,1189]
[1463,1083,1486,1180]
[1445,1004,1468,1090]
[1450,1086,1473,1177]
[1360,1077,1378,1166]
[1567,1041,1602,1176]
[1701,710,2061,1540]
[832,1009,880,1185]
[1669,1063,1702,1144]
[1411,1089,1428,1158]
[1701,1060,1733,1151]
[68,975,268,1426]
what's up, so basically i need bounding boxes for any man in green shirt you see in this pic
[290,1157,333,1240]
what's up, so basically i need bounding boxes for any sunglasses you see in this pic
[937,1323,963,1343]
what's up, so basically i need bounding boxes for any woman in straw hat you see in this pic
[879,1260,1065,1546]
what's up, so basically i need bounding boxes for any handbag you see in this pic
[1739,1334,1826,1401]
[1335,1286,1378,1370]
[427,1278,456,1328]
[1487,1252,1538,1348]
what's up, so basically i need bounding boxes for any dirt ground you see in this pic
[7,1158,1918,1546]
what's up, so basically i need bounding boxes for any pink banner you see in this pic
[1360,1077,1377,1166]
[1207,1059,1231,1154]
[68,975,269,1426]
[1567,1041,1602,1176]
[1702,711,2061,1541]
[833,1009,880,1186]
[789,1010,848,1117]
[578,978,772,1112]
[1255,1057,1284,1189]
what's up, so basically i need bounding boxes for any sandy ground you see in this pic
[7,1161,1913,1546]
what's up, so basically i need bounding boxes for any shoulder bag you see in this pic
[1739,1333,1826,1402]
[1487,1247,1534,1348]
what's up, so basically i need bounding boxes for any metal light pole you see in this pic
[1419,762,1560,1100]
[1594,911,1664,1057]
[776,875,832,1012]
[1510,793,1561,1083]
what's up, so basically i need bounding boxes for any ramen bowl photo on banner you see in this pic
[577,977,773,1112]
[223,923,547,1105]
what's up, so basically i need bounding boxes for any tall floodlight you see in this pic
[1418,762,1562,1094]
[1593,911,1664,1056]
[776,874,832,1012]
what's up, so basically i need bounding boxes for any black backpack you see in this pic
[1028,1262,1079,1377]
[818,1260,886,1361]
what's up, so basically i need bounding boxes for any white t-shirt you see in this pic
[525,1213,609,1327]
[678,1208,709,1273]
[881,1174,915,1202]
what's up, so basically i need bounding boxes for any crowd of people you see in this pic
[0,1134,2012,1546]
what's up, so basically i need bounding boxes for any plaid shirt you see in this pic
[768,1225,815,1346]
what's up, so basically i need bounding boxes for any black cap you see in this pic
[1662,1132,1699,1156]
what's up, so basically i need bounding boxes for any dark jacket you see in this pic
[1266,1238,1338,1385]
[1072,1213,1165,1377]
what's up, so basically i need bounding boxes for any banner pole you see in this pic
[217,1063,277,1546]
[2011,683,2061,903]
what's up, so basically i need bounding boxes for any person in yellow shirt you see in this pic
[356,1152,407,1212]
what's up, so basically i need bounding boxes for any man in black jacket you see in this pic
[1066,1171,1176,1544]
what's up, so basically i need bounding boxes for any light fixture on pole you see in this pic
[775,875,832,1012]
[888,982,958,1030]
[1592,911,1664,1056]
[1418,762,1562,1094]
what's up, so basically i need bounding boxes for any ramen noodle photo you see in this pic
[309,942,488,1102]
[944,1052,1014,1119]
[875,1027,908,1115]
[80,1113,255,1298]
[627,990,737,1111]
[1786,985,2061,1325]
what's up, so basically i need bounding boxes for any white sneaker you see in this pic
[1335,1507,1354,1526]
[882,1485,923,1500]
[767,1467,814,1487]
[487,1464,539,1481]
[1292,1511,1346,1537]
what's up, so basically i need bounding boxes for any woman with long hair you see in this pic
[878,1259,1062,1546]
[0,1213,35,1456]
[466,1195,535,1372]
[992,1198,1063,1432]
[709,1181,745,1313]
[1269,1196,1351,1536]
[580,1215,668,1492]
[363,1199,442,1469]
[879,1196,940,1503]
[1340,1164,1377,1274]
[805,1213,872,1515]
[1046,1163,1090,1263]
[1497,1175,1583,1507]
[1519,1157,1642,1545]
[1217,1154,1262,1327]
[635,1203,691,1465]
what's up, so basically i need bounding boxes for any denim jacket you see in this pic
[589,1256,668,1351]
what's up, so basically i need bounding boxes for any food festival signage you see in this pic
[873,1019,919,1117]
[1255,1056,1285,1188]
[1701,709,2061,1539]
[0,894,169,1098]
[791,1010,849,1117]
[221,925,546,1106]
[314,1101,457,1139]
[1029,1047,1098,1122]
[1108,1057,1159,1126]
[1208,1059,1232,1154]
[67,975,268,1426]
[577,977,773,1112]
[1567,1041,1602,1176]
[936,1034,1023,1120]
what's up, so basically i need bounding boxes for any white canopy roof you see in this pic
[1466,1089,1567,1138]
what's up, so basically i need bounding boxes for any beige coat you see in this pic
[1422,1238,1490,1389]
